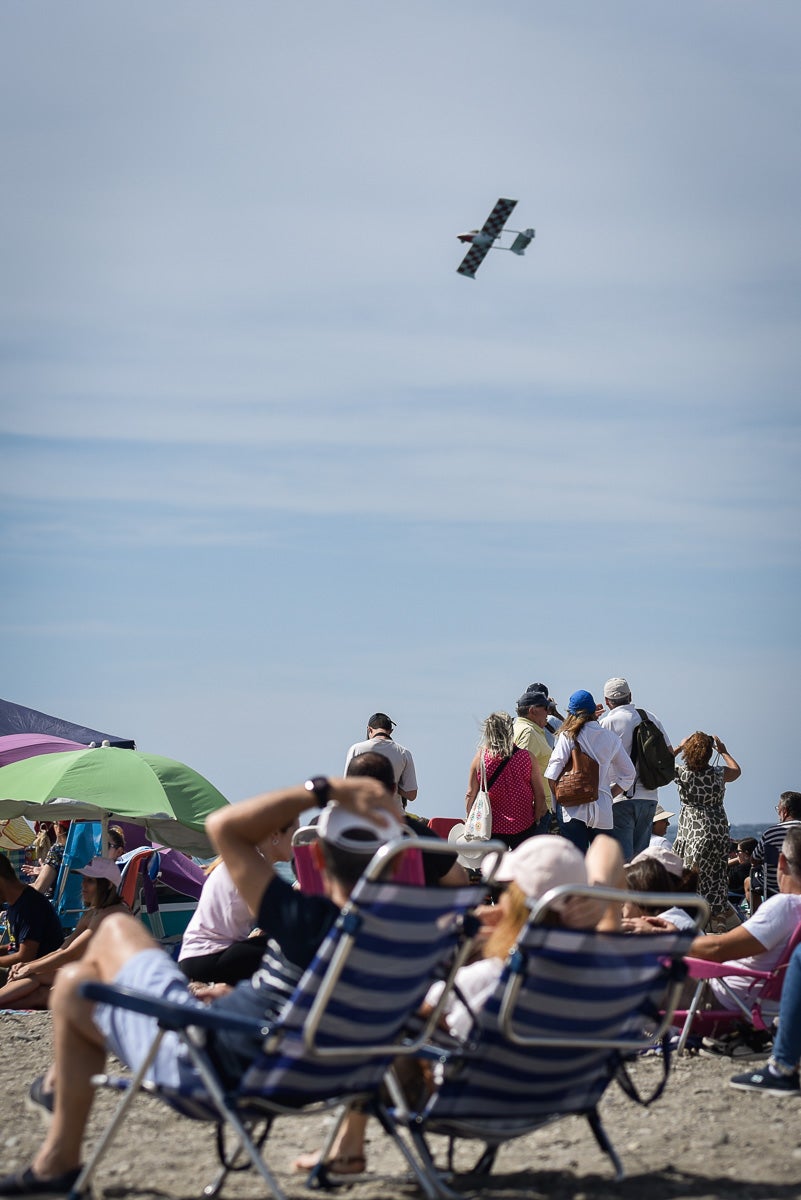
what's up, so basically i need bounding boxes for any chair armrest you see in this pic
[684,958,772,982]
[80,981,271,1038]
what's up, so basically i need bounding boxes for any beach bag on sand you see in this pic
[631,709,675,790]
[554,740,599,807]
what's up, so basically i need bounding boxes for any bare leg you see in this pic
[30,914,159,1179]
[0,975,47,1008]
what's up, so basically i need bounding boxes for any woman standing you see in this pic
[544,690,635,854]
[465,712,546,850]
[672,732,741,931]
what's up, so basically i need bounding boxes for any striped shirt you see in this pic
[752,821,801,895]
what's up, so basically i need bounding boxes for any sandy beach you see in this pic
[0,1011,798,1200]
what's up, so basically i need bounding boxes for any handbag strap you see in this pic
[483,749,516,791]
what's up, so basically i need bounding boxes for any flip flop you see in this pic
[0,1166,83,1197]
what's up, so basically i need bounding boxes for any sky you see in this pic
[2,2,799,828]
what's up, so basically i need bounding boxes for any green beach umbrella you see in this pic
[0,746,229,855]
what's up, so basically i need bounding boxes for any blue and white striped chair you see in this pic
[383,884,703,1197]
[73,836,496,1200]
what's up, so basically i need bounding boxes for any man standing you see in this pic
[751,791,801,908]
[599,677,673,862]
[513,688,553,834]
[344,712,418,806]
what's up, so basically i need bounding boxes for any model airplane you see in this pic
[456,198,535,279]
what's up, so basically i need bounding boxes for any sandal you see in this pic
[0,1166,83,1197]
[292,1152,367,1180]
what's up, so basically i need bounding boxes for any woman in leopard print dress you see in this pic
[673,732,741,927]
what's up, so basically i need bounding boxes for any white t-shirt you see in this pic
[544,722,635,830]
[599,703,671,802]
[344,736,418,795]
[709,892,801,1014]
[425,957,503,1043]
[178,862,254,961]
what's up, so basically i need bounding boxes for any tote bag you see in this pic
[464,754,493,840]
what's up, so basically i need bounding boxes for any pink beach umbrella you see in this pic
[0,733,86,769]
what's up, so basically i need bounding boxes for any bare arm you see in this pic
[688,925,766,962]
[712,736,741,783]
[30,864,57,895]
[465,753,480,815]
[9,925,94,980]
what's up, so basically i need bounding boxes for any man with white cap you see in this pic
[599,677,673,862]
[2,777,402,1197]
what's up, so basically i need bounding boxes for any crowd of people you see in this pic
[0,685,798,1196]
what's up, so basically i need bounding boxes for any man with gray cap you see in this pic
[599,677,673,862]
[513,688,553,834]
[345,712,418,805]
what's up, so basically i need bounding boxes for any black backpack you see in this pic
[630,709,675,790]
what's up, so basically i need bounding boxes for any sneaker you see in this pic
[700,1035,768,1060]
[24,1076,54,1123]
[0,1165,82,1196]
[730,1065,800,1096]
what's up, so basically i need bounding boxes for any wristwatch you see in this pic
[304,776,332,808]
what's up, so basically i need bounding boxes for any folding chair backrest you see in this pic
[429,916,693,1125]
[240,870,486,1106]
[759,916,801,1005]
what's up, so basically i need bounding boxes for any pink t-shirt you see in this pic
[480,748,534,835]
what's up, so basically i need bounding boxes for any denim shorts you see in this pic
[92,949,205,1090]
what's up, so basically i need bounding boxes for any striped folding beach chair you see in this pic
[73,836,496,1200]
[382,884,702,1197]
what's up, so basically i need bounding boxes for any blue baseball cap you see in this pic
[567,689,596,715]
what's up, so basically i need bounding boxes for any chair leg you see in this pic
[676,980,705,1055]
[70,1031,167,1198]
[472,1145,498,1175]
[587,1109,625,1181]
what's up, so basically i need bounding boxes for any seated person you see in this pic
[0,776,402,1197]
[22,821,70,898]
[648,827,801,1021]
[294,835,626,1178]
[728,837,756,903]
[750,791,801,910]
[0,853,64,973]
[621,846,701,934]
[650,805,677,853]
[178,819,298,986]
[730,940,801,1095]
[0,859,126,1009]
[345,752,467,887]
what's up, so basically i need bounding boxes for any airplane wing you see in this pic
[456,197,517,278]
[481,197,517,241]
[456,240,492,279]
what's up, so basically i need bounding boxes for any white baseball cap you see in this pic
[487,836,588,904]
[76,857,121,887]
[631,845,684,878]
[316,804,402,854]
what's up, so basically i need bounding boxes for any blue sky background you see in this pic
[2,2,799,827]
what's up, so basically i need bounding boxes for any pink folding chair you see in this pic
[673,917,801,1053]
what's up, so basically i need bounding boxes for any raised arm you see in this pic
[712,736,741,783]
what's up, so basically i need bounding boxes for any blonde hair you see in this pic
[483,882,530,960]
[480,712,515,758]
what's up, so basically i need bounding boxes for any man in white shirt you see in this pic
[599,677,673,862]
[344,712,418,807]
[687,827,801,1017]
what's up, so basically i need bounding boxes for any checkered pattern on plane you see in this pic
[481,197,516,238]
[456,242,491,277]
[425,925,693,1133]
[239,878,483,1107]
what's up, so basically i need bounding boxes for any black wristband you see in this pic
[304,776,331,809]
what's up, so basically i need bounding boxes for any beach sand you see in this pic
[0,1011,798,1200]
